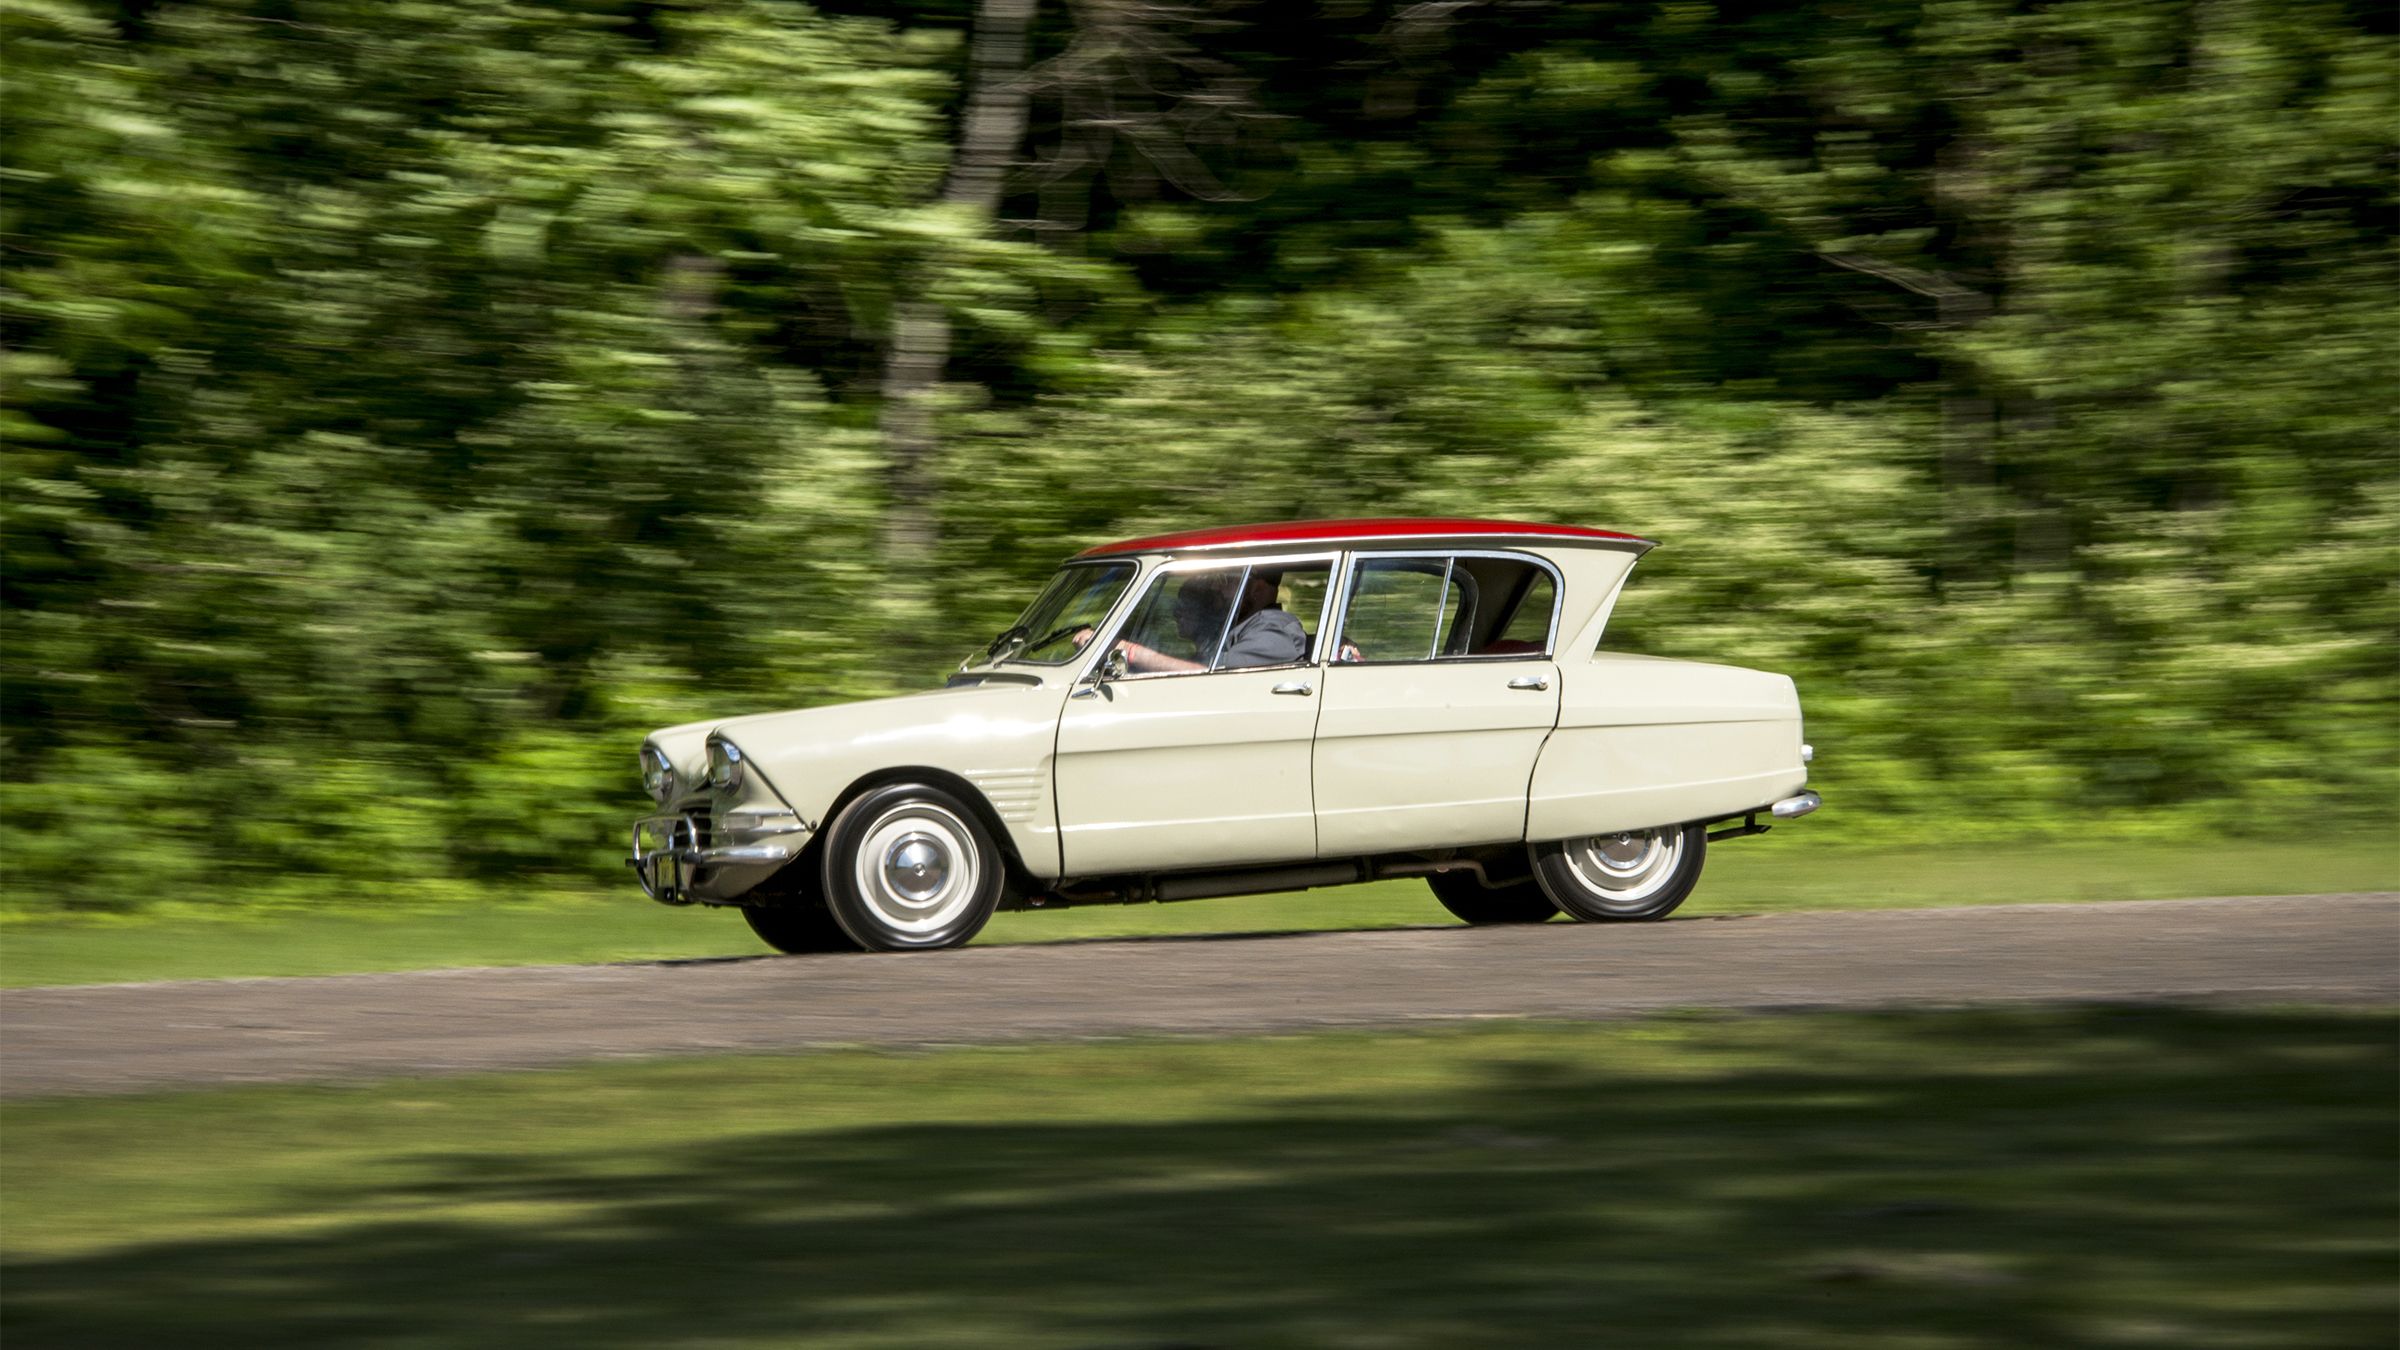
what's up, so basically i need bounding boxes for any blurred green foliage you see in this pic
[3,0,2393,916]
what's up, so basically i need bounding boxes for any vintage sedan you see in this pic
[630,518,1819,953]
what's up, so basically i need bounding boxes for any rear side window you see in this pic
[1336,557,1472,661]
[1335,553,1556,662]
[1485,567,1556,653]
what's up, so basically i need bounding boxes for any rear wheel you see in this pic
[1531,824,1707,922]
[1427,870,1558,925]
[821,783,1003,952]
[740,896,859,954]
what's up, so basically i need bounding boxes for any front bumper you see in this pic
[629,810,809,905]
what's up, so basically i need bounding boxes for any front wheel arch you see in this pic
[819,765,1040,898]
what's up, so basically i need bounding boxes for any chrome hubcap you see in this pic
[852,804,981,936]
[882,836,948,902]
[1560,827,1684,910]
[1592,831,1661,875]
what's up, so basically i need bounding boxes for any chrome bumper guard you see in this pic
[1769,791,1822,820]
[629,812,804,906]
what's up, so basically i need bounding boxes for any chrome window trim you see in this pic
[1318,553,1359,668]
[1325,548,1566,666]
[1072,551,1343,685]
[1200,563,1249,669]
[1429,556,1459,660]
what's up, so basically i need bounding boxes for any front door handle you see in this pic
[1507,675,1550,692]
[1272,681,1313,697]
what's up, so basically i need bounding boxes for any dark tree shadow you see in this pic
[4,1008,2392,1349]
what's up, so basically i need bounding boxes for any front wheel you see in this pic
[821,783,1003,952]
[741,896,860,954]
[1531,824,1707,922]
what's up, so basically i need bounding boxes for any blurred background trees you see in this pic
[4,0,2392,915]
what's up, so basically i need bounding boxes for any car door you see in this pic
[1312,551,1563,855]
[1054,556,1336,874]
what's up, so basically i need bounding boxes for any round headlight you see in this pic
[706,738,744,793]
[640,746,676,805]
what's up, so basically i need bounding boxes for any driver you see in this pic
[1084,570,1309,673]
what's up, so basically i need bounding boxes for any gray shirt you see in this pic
[1217,608,1308,668]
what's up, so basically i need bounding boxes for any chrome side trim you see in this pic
[700,843,803,864]
[722,809,805,830]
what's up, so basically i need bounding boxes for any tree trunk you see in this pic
[877,0,1039,578]
[1929,116,2000,595]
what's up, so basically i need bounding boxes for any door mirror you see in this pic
[1071,644,1128,702]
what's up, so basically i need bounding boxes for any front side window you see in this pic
[1110,561,1329,675]
[985,562,1137,665]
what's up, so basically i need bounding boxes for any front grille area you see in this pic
[635,809,711,859]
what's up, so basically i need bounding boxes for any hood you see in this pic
[643,681,1065,790]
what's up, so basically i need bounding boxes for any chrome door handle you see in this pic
[1272,682,1313,697]
[1507,676,1549,691]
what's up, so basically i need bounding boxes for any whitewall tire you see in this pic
[1530,823,1707,922]
[821,783,1003,951]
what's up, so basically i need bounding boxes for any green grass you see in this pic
[4,832,2393,988]
[3,1009,2391,1348]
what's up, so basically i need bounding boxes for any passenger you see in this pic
[1213,571,1309,669]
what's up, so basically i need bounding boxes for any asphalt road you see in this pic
[3,893,2393,1098]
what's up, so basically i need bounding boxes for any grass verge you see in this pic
[3,1008,2392,1348]
[3,832,2393,988]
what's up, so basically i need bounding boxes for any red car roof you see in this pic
[1075,517,1655,559]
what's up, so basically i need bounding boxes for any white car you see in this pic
[630,518,1819,952]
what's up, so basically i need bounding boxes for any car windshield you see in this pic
[981,562,1138,666]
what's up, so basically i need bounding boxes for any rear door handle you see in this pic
[1272,682,1313,697]
[1507,676,1549,691]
